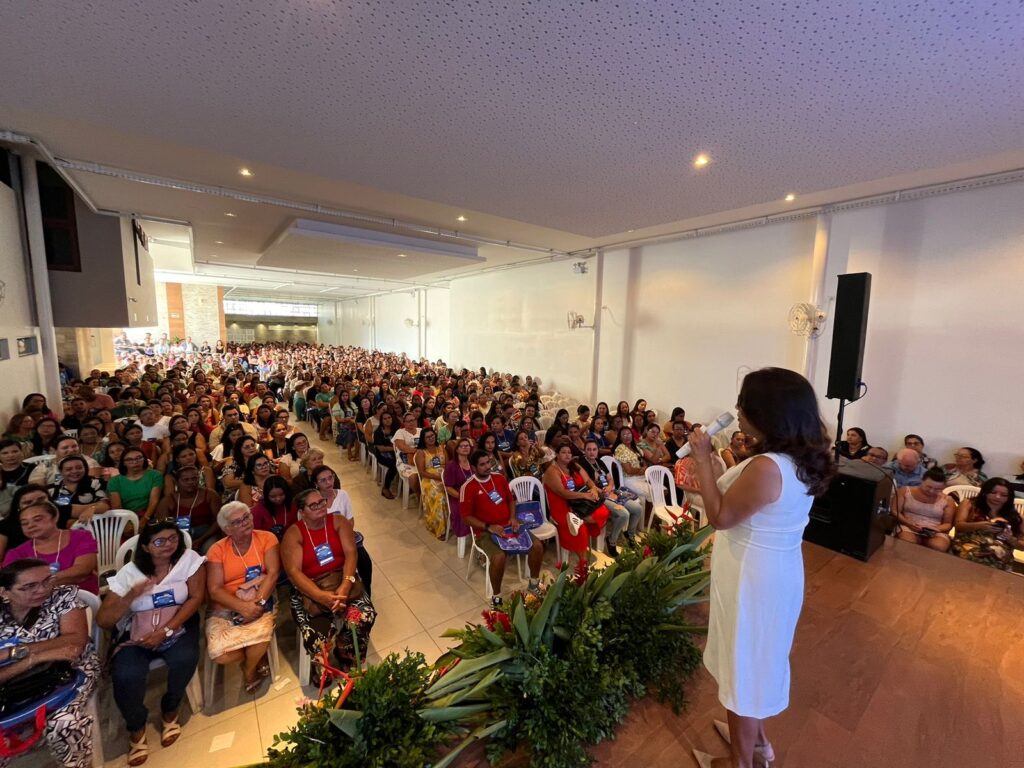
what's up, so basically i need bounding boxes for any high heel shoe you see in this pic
[713,719,775,766]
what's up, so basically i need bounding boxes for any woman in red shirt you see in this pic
[542,438,608,564]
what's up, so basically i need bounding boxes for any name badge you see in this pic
[270,524,284,538]
[498,440,511,452]
[244,565,263,582]
[55,493,73,507]
[597,473,608,488]
[566,478,576,491]
[431,457,442,468]
[48,561,60,574]
[151,590,176,608]
[313,542,335,567]
[175,516,191,531]
[487,490,503,505]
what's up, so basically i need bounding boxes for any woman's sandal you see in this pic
[128,734,149,766]
[713,719,775,766]
[160,716,182,747]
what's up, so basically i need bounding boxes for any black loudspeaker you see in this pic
[803,467,893,561]
[826,272,872,401]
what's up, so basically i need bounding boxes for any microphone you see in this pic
[676,412,735,458]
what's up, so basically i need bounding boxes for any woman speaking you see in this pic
[687,368,833,768]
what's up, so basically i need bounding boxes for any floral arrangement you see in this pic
[264,523,713,768]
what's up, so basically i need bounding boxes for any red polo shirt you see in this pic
[459,473,513,527]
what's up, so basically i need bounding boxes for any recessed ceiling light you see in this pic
[214,240,224,244]
[456,215,467,222]
[693,153,710,168]
[784,193,796,202]
[397,253,407,258]
[352,268,358,272]
[627,229,635,233]
[224,212,236,217]
[239,168,253,177]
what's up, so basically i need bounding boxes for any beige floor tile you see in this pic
[368,629,445,667]
[363,591,424,648]
[399,570,489,627]
[374,549,451,590]
[428,606,491,651]
[255,688,308,756]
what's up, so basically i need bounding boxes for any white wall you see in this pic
[338,298,372,348]
[598,220,816,423]
[809,182,1024,476]
[450,260,597,398]
[317,302,341,346]
[424,287,450,362]
[0,168,48,417]
[373,291,419,355]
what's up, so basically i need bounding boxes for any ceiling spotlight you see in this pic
[784,193,796,202]
[239,168,253,177]
[224,212,236,217]
[397,253,407,258]
[456,215,467,222]
[214,240,224,244]
[693,153,710,168]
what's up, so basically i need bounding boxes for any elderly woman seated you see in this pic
[99,520,206,765]
[951,478,1023,571]
[0,558,102,768]
[895,467,956,552]
[943,447,988,488]
[2,499,99,594]
[204,501,280,694]
[281,489,376,674]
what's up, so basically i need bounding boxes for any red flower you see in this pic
[642,545,653,559]
[481,610,512,633]
[344,605,364,625]
[572,558,589,586]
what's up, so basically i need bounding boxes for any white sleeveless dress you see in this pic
[703,452,813,718]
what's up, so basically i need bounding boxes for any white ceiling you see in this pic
[1,0,1023,298]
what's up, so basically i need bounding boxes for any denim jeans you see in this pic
[603,497,643,542]
[110,614,201,732]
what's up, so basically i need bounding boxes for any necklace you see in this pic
[33,530,64,565]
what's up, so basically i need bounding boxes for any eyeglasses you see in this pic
[226,512,253,528]
[150,534,181,547]
[15,575,56,593]
[305,499,328,510]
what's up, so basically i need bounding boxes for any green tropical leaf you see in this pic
[327,708,364,739]
[512,601,530,648]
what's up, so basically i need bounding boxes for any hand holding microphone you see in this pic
[676,412,735,459]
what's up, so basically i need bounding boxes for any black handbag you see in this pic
[0,661,84,758]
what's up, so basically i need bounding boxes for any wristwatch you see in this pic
[163,626,175,638]
[256,597,267,607]
[10,645,29,662]
[344,575,356,584]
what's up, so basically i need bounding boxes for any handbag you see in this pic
[125,605,184,653]
[0,661,84,758]
[301,571,364,618]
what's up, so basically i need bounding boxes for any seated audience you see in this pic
[888,448,926,488]
[543,439,609,563]
[99,520,206,765]
[222,436,261,496]
[838,427,870,460]
[951,478,1023,570]
[894,467,956,552]
[461,450,544,605]
[3,412,36,453]
[578,439,641,555]
[902,433,937,469]
[28,435,101,486]
[863,446,889,467]
[162,443,215,497]
[281,489,376,673]
[278,432,311,480]
[107,447,164,524]
[0,438,34,516]
[612,427,653,502]
[544,408,570,446]
[415,428,448,539]
[31,417,62,457]
[372,412,399,500]
[443,437,475,541]
[2,500,99,594]
[0,558,101,768]
[0,484,54,559]
[204,501,280,694]
[48,455,110,526]
[944,446,988,488]
[152,465,222,554]
[719,430,749,469]
[476,432,504,475]
[392,412,422,497]
[251,475,298,539]
[238,454,276,508]
[638,422,672,466]
[508,429,546,480]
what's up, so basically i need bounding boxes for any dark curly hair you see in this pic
[737,367,834,496]
[969,477,1021,535]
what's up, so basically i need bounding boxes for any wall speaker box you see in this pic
[803,467,892,561]
[826,272,872,401]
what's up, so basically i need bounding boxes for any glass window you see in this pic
[222,300,318,317]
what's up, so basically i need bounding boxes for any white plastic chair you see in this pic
[509,475,558,562]
[203,617,281,706]
[943,484,980,502]
[297,626,311,686]
[84,510,139,591]
[75,590,105,768]
[442,488,468,559]
[466,534,495,599]
[645,465,698,529]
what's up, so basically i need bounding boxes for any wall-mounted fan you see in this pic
[567,311,590,330]
[788,302,826,338]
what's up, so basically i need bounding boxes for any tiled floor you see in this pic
[83,439,558,768]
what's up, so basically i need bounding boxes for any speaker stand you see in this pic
[834,397,847,463]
